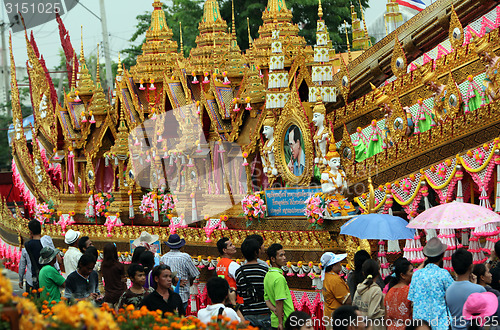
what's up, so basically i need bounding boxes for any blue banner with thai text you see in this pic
[265,187,321,216]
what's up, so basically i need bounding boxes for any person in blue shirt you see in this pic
[408,237,454,330]
[446,248,486,330]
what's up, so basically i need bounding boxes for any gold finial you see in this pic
[80,25,84,63]
[96,43,101,85]
[247,17,253,48]
[344,20,352,63]
[231,0,236,40]
[370,82,390,105]
[325,140,340,160]
[71,52,77,90]
[359,0,370,46]
[179,22,184,55]
[117,52,123,76]
[318,0,323,19]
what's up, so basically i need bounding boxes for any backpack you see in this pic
[25,241,42,290]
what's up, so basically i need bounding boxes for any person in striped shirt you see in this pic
[160,234,200,312]
[236,238,271,329]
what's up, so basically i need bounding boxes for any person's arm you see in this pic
[228,262,239,282]
[266,300,276,314]
[186,255,201,280]
[19,250,27,288]
[53,268,66,289]
[275,299,285,330]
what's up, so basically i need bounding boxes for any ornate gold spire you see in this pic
[179,22,184,55]
[77,26,95,100]
[89,44,112,117]
[130,0,178,82]
[231,0,236,40]
[189,0,230,71]
[251,0,307,68]
[247,17,253,48]
[359,0,371,47]
[117,52,123,77]
[351,4,370,50]
[344,20,352,63]
[318,0,323,19]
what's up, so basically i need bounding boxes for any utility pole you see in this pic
[1,22,10,117]
[99,0,113,91]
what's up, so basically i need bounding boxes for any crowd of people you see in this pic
[16,219,500,330]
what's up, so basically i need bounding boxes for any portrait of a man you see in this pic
[285,125,305,176]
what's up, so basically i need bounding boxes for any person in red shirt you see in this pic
[216,237,243,304]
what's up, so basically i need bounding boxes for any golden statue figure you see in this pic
[419,64,447,123]
[474,35,500,101]
[311,94,331,170]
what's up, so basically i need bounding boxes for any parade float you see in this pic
[1,0,500,321]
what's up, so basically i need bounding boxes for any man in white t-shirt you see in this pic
[198,277,244,325]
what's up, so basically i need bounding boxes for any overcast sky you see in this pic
[5,0,431,70]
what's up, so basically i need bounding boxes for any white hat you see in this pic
[132,231,159,247]
[64,229,81,245]
[320,252,347,281]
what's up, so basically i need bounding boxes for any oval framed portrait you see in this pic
[274,91,313,186]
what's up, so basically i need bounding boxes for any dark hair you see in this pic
[78,236,90,254]
[495,241,500,259]
[101,243,119,269]
[151,264,172,288]
[127,263,145,279]
[284,311,312,330]
[332,305,359,330]
[289,125,300,144]
[241,238,260,261]
[246,234,264,247]
[78,253,96,269]
[267,243,283,260]
[472,263,487,283]
[362,259,379,287]
[28,220,41,235]
[405,319,431,330]
[325,264,334,273]
[389,257,412,290]
[451,248,473,275]
[131,246,147,264]
[353,250,371,288]
[140,251,155,273]
[217,237,230,255]
[424,253,445,267]
[206,276,229,304]
[84,246,98,263]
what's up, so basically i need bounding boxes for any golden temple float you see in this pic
[1,0,500,293]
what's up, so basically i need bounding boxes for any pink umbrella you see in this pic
[407,201,500,229]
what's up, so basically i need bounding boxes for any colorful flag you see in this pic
[397,0,426,12]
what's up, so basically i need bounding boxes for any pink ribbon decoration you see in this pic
[104,215,123,237]
[57,214,75,234]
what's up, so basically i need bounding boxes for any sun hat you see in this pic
[39,246,60,265]
[165,234,186,249]
[320,252,347,281]
[64,229,81,245]
[422,237,448,257]
[133,231,159,247]
[463,292,498,326]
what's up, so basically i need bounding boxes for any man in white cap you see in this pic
[63,229,82,276]
[321,252,351,327]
